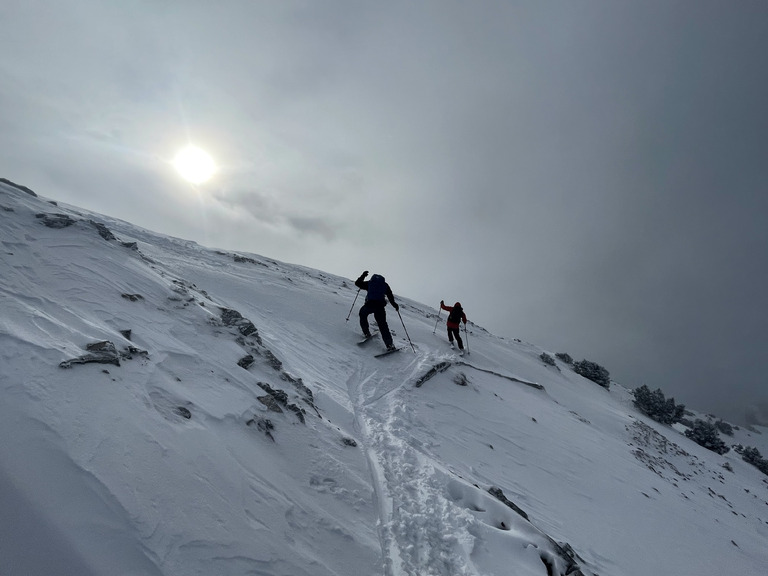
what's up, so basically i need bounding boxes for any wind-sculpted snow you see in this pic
[1,180,768,576]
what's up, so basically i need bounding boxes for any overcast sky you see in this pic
[2,1,767,423]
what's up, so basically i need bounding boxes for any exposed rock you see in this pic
[119,346,148,361]
[488,486,591,575]
[257,395,283,413]
[256,381,306,423]
[88,220,116,241]
[122,293,144,302]
[342,437,358,447]
[121,241,139,250]
[246,417,275,441]
[222,308,315,413]
[60,340,121,368]
[59,340,148,369]
[487,486,529,521]
[220,307,262,344]
[174,407,192,419]
[279,372,315,410]
[36,212,76,228]
[453,372,469,386]
[233,254,264,266]
[119,329,132,340]
[264,349,283,371]
[550,542,590,576]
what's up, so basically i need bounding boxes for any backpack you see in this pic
[366,274,387,301]
[448,304,463,324]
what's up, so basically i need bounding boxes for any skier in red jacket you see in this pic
[440,300,467,351]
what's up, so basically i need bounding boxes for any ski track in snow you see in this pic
[350,355,479,576]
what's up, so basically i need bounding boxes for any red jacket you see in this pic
[441,302,467,330]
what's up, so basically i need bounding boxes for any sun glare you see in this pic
[173,145,217,185]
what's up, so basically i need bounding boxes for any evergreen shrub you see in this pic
[540,353,556,366]
[684,420,730,455]
[573,359,610,389]
[632,385,686,425]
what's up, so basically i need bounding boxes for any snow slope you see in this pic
[1,180,767,576]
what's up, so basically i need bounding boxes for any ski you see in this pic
[357,332,378,345]
[375,347,401,358]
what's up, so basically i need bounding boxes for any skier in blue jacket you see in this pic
[355,270,399,350]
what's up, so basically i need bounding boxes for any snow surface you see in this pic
[1,181,767,576]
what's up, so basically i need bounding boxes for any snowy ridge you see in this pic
[1,180,767,576]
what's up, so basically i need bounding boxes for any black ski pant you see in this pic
[447,326,463,350]
[359,300,393,347]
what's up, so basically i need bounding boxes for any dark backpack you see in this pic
[448,305,463,324]
[366,274,387,301]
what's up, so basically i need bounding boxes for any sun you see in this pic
[173,145,217,184]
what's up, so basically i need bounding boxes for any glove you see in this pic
[392,302,399,311]
[362,270,369,278]
[440,300,444,306]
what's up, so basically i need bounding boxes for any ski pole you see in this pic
[432,303,442,334]
[396,308,416,353]
[346,288,361,322]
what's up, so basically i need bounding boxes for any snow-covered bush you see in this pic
[573,359,610,389]
[633,385,686,425]
[540,352,556,366]
[740,446,768,476]
[714,420,734,436]
[684,420,730,455]
[555,352,573,365]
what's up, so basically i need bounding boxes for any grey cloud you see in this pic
[213,188,339,241]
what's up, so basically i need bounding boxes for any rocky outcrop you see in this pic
[36,212,76,228]
[220,308,262,344]
[223,307,316,412]
[255,381,306,423]
[487,486,529,521]
[121,294,144,302]
[88,220,116,241]
[246,417,275,441]
[59,340,148,369]
[33,208,124,246]
[488,487,591,575]
[59,341,121,368]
